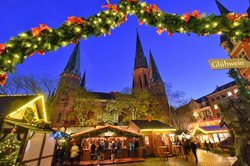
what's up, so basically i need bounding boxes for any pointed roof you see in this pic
[62,42,81,76]
[80,71,86,89]
[220,35,234,49]
[134,31,148,70]
[149,50,163,83]
[215,0,230,14]
[247,7,250,18]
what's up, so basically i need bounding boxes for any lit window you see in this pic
[233,89,238,94]
[145,136,150,145]
[227,91,232,96]
[214,104,219,110]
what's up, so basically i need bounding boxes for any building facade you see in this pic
[175,81,239,145]
[216,0,250,84]
[51,32,170,127]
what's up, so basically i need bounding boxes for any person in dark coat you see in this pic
[190,140,198,163]
[183,140,190,161]
[90,141,96,163]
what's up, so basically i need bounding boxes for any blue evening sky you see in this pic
[0,0,249,99]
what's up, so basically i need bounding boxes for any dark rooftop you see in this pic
[211,81,236,94]
[131,120,173,129]
[91,92,114,100]
[0,95,40,118]
[200,125,228,131]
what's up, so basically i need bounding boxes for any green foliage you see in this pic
[0,133,23,166]
[0,0,249,76]
[73,88,110,126]
[105,90,162,122]
[228,69,250,103]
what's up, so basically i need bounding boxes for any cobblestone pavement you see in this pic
[108,149,237,166]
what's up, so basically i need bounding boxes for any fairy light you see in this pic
[14,54,19,58]
[26,43,32,47]
[37,37,42,41]
[61,41,67,47]
[19,33,28,38]
[140,10,144,14]
[74,27,81,33]
[217,31,223,35]
[233,22,239,26]
[205,24,210,28]
[158,13,161,17]
[213,22,218,27]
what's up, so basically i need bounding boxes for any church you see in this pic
[51,32,170,127]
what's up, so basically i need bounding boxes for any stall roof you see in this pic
[0,94,47,122]
[71,125,143,138]
[192,125,228,135]
[131,120,175,131]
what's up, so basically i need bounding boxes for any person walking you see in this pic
[96,142,103,166]
[204,141,210,153]
[129,139,135,158]
[183,140,190,161]
[70,142,80,166]
[116,139,122,160]
[190,140,198,163]
[134,138,139,158]
[111,141,116,162]
[90,141,96,163]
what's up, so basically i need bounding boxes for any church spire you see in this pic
[215,0,230,14]
[215,1,234,52]
[80,71,86,89]
[134,30,148,70]
[149,50,163,83]
[62,42,81,76]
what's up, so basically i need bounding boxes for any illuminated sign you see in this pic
[208,58,250,70]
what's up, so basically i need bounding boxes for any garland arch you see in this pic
[0,0,250,85]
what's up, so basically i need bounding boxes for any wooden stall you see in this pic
[0,94,55,166]
[71,125,144,162]
[128,120,176,157]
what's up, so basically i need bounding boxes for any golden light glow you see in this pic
[191,126,228,136]
[140,129,176,132]
[8,95,47,122]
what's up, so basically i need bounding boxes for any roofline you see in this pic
[71,125,143,137]
[191,126,228,135]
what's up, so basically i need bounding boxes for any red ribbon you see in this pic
[0,72,7,86]
[191,10,201,19]
[144,4,160,13]
[127,0,137,2]
[32,24,51,37]
[0,44,6,55]
[67,16,86,24]
[101,4,118,13]
[157,28,164,35]
[242,38,249,48]
[182,13,191,23]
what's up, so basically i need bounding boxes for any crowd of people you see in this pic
[177,139,198,163]
[54,137,140,166]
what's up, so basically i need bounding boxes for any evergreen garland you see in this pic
[0,0,249,84]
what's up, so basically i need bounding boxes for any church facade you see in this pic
[51,32,170,127]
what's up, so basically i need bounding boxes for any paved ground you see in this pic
[108,149,237,166]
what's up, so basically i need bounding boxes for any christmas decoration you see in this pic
[0,72,7,86]
[0,0,249,82]
[0,128,23,166]
[0,44,6,54]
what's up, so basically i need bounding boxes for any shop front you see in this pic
[70,125,144,163]
[128,120,176,157]
[192,125,229,148]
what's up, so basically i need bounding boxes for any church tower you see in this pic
[215,0,234,53]
[148,50,167,97]
[51,42,81,127]
[132,31,150,93]
[148,50,170,121]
